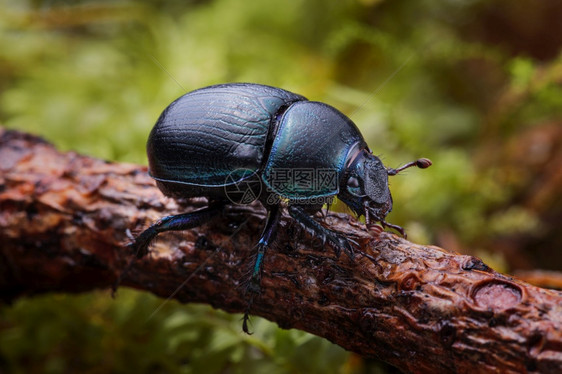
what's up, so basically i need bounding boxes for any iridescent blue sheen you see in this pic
[263,101,365,199]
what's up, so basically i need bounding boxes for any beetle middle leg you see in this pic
[243,204,281,334]
[287,205,355,259]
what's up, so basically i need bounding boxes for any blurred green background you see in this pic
[1,0,561,372]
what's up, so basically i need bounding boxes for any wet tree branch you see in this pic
[0,128,561,373]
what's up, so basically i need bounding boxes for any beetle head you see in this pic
[340,150,392,221]
[339,147,432,236]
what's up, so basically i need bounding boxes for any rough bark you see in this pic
[0,127,561,373]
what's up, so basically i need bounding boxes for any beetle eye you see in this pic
[347,176,359,188]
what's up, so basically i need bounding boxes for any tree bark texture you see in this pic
[0,128,561,373]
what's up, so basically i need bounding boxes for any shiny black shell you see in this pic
[147,83,366,200]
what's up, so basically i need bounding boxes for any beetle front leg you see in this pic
[288,205,355,259]
[243,204,281,334]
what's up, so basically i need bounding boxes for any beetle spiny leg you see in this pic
[242,205,281,334]
[381,220,407,239]
[288,205,354,259]
[332,242,342,258]
[347,236,360,247]
[114,204,225,295]
[337,235,355,260]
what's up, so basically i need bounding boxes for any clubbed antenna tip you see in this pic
[415,158,432,169]
[387,157,432,176]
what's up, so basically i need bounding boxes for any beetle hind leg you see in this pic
[114,202,225,294]
[243,205,282,334]
[129,202,225,258]
[288,205,355,259]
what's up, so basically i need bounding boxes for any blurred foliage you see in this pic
[0,290,352,374]
[1,0,561,372]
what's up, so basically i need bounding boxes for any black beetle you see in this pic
[130,83,431,332]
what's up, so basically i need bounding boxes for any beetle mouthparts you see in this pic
[387,157,432,176]
[363,200,388,227]
[364,200,400,236]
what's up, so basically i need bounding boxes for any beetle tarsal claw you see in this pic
[242,294,255,335]
[242,311,253,335]
[125,228,135,241]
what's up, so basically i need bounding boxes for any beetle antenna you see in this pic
[387,158,432,176]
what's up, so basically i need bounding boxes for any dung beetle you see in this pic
[130,83,431,332]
